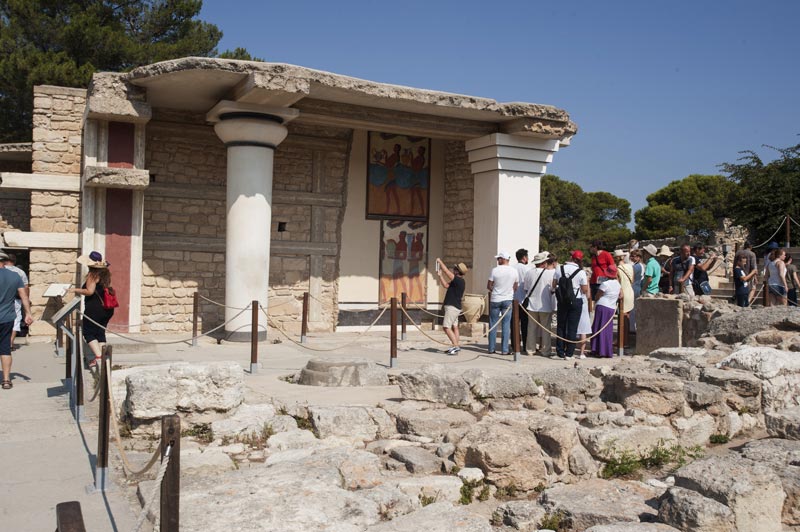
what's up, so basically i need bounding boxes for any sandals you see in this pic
[88,357,102,369]
[1,380,11,390]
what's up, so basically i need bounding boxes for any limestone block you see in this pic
[673,453,785,532]
[719,346,800,411]
[739,438,800,526]
[391,476,464,505]
[457,467,484,484]
[395,365,474,405]
[389,446,443,474]
[462,369,540,399]
[765,407,800,440]
[182,450,236,476]
[309,405,396,442]
[684,381,723,408]
[671,413,716,448]
[365,502,492,532]
[297,358,388,387]
[636,297,683,354]
[492,500,547,531]
[709,305,800,344]
[540,367,603,403]
[585,524,680,532]
[577,425,677,460]
[602,373,685,416]
[393,405,475,440]
[526,413,580,475]
[700,367,762,412]
[210,403,299,438]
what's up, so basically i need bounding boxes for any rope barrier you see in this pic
[408,301,466,319]
[752,216,788,249]
[521,304,617,344]
[790,216,800,229]
[398,306,454,347]
[132,443,172,532]
[105,359,162,478]
[80,305,251,345]
[263,305,389,352]
[87,373,102,403]
[197,293,297,311]
[481,304,514,337]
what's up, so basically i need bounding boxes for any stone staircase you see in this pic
[709,246,800,302]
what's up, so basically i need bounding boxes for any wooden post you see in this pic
[56,501,86,532]
[250,300,259,374]
[301,292,309,344]
[400,292,407,341]
[390,297,397,368]
[512,300,521,362]
[191,291,199,347]
[74,320,84,421]
[764,280,769,307]
[160,414,181,532]
[93,345,111,492]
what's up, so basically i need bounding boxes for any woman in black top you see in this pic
[69,252,115,367]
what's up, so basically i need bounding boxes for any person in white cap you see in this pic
[487,251,517,355]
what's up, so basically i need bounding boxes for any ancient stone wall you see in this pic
[28,86,85,333]
[442,140,473,266]
[142,112,350,333]
[0,191,31,231]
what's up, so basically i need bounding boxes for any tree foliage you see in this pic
[633,174,740,240]
[540,174,633,260]
[0,0,256,141]
[720,143,800,246]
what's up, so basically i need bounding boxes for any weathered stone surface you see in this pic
[389,446,442,474]
[637,297,683,355]
[671,413,716,448]
[309,405,396,442]
[457,467,484,483]
[210,403,296,438]
[673,453,785,532]
[709,305,800,344]
[365,502,492,532]
[739,438,800,525]
[123,362,244,420]
[462,369,540,398]
[338,450,384,489]
[649,347,708,366]
[578,425,677,460]
[569,444,599,477]
[392,475,464,505]
[683,381,723,408]
[657,486,735,532]
[765,407,800,440]
[540,479,658,529]
[297,358,389,387]
[267,429,318,451]
[454,421,548,490]
[395,365,473,405]
[700,367,762,412]
[602,373,685,416]
[585,524,680,532]
[719,346,800,411]
[527,413,579,476]
[360,485,419,521]
[539,368,602,403]
[84,165,150,189]
[393,404,475,440]
[492,500,547,531]
[182,450,236,476]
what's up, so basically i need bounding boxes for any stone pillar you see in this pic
[207,102,298,341]
[465,133,562,292]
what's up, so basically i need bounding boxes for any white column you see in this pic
[207,102,298,341]
[465,133,562,292]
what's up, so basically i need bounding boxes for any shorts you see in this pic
[0,321,13,355]
[82,316,109,344]
[768,284,787,297]
[13,300,21,332]
[442,305,460,329]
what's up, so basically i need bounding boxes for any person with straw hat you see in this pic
[657,245,673,294]
[641,244,662,296]
[69,251,115,368]
[436,258,468,355]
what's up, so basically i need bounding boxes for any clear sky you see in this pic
[200,0,800,221]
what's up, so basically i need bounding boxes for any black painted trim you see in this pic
[218,112,284,124]
[225,141,277,150]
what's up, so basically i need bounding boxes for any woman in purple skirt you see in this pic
[590,272,621,357]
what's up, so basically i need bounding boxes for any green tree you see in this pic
[634,174,739,240]
[540,174,632,260]
[218,47,263,61]
[0,0,255,141]
[721,143,800,246]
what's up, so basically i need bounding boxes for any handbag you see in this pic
[698,281,712,295]
[97,286,119,310]
[522,270,545,308]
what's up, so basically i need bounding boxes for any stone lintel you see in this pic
[231,72,310,108]
[145,183,342,207]
[0,172,80,192]
[86,73,152,123]
[144,237,338,256]
[84,166,150,189]
[2,231,79,249]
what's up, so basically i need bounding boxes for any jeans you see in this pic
[556,298,583,357]
[789,288,797,307]
[518,308,528,351]
[488,299,512,353]
[736,293,750,307]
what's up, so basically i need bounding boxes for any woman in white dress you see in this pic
[577,266,593,359]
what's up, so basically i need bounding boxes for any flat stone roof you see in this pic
[93,57,576,140]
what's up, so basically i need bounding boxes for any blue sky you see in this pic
[201,0,800,221]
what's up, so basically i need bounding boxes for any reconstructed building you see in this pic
[0,58,576,339]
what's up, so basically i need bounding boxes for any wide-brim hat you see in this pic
[657,245,673,257]
[643,244,658,256]
[455,262,469,275]
[613,249,626,258]
[532,252,548,265]
[0,251,9,261]
[77,251,109,269]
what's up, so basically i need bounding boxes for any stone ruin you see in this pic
[110,303,800,532]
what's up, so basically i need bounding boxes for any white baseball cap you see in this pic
[494,251,511,260]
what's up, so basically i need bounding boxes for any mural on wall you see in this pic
[367,132,431,220]
[379,220,428,304]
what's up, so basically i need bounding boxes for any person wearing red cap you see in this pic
[552,250,589,359]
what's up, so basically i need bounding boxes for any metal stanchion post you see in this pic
[250,301,259,374]
[56,501,86,532]
[301,292,309,344]
[74,322,85,422]
[191,292,199,347]
[160,414,181,532]
[88,345,111,493]
[512,300,521,362]
[390,297,397,368]
[400,292,407,341]
[617,304,625,357]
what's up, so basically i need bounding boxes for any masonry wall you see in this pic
[28,86,85,333]
[0,191,31,231]
[141,111,350,333]
[442,140,473,267]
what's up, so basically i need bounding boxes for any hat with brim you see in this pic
[77,251,109,269]
[455,262,469,275]
[657,245,673,258]
[613,249,626,258]
[0,251,9,261]
[767,241,779,249]
[495,251,511,260]
[643,244,658,257]
[532,252,548,265]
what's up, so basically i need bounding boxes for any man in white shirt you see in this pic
[524,252,555,356]
[552,250,589,359]
[513,248,530,352]
[487,251,518,355]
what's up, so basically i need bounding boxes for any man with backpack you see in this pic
[552,250,589,359]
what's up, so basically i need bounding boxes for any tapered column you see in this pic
[207,102,298,341]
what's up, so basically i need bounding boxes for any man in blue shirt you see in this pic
[0,252,33,389]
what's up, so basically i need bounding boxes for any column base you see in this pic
[225,330,267,342]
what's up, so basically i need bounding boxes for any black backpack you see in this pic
[555,265,581,306]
